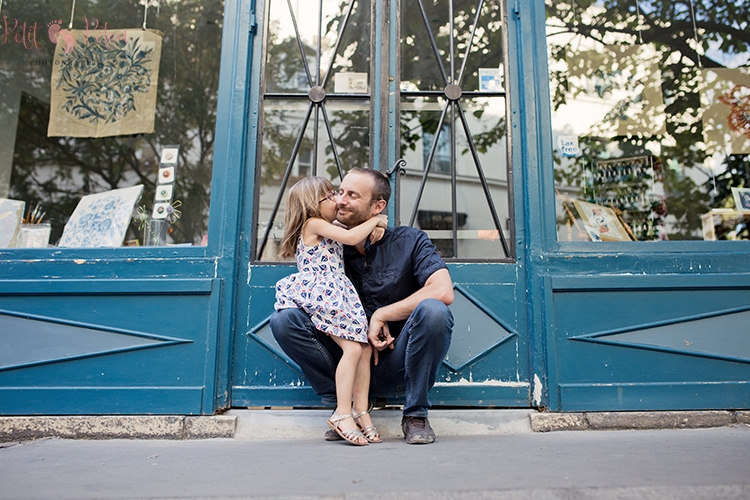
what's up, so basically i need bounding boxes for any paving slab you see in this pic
[528,412,589,432]
[1,427,749,499]
[0,415,237,442]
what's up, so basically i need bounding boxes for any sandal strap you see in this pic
[341,427,366,440]
[327,413,368,446]
[329,412,354,424]
[360,424,378,439]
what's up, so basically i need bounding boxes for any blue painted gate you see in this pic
[229,0,533,408]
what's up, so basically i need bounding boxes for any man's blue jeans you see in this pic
[270,299,453,417]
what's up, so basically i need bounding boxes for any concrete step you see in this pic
[228,408,534,440]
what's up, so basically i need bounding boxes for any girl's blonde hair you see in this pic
[279,176,335,259]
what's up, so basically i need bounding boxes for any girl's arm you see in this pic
[305,215,387,246]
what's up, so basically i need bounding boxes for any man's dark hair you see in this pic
[348,167,391,204]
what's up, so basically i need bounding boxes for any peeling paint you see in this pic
[532,374,543,406]
[73,259,86,264]
[247,263,252,285]
[434,379,529,387]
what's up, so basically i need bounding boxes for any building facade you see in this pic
[1,0,748,415]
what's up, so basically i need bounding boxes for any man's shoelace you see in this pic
[406,417,426,428]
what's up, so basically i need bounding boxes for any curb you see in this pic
[0,415,236,442]
[530,410,750,432]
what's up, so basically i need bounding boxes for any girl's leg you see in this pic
[352,344,380,442]
[330,336,367,444]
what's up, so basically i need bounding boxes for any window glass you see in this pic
[0,0,223,248]
[547,1,750,242]
[399,0,512,260]
[254,0,372,261]
[399,95,510,259]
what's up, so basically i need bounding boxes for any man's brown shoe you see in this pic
[401,416,435,444]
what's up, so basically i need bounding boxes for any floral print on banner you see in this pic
[275,237,368,343]
[48,29,163,138]
[58,36,153,124]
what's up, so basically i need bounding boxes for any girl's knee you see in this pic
[334,337,359,355]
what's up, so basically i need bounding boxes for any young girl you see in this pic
[275,176,387,446]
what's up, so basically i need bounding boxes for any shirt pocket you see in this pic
[366,267,399,286]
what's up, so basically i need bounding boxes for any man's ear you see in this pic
[371,199,387,215]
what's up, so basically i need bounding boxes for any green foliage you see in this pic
[400,0,505,157]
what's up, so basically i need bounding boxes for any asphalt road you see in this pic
[1,425,749,499]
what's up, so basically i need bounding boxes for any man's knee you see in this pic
[409,299,454,349]
[414,299,454,330]
[270,308,309,344]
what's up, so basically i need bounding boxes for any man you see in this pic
[270,168,454,444]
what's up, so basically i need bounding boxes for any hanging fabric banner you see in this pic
[47,29,163,138]
[700,68,750,155]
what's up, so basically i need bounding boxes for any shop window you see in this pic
[0,0,223,249]
[547,1,750,242]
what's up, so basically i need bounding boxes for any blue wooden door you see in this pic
[230,0,531,408]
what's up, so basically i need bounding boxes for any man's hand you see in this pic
[367,311,394,365]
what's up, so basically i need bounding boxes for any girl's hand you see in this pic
[374,214,388,228]
[369,226,385,244]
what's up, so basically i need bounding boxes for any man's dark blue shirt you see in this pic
[343,226,447,338]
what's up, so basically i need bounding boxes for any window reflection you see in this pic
[547,0,750,242]
[1,0,223,248]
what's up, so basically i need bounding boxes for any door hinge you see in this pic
[249,13,257,35]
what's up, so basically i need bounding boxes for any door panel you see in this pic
[231,264,529,407]
[0,278,221,415]
[550,276,750,410]
[433,264,529,406]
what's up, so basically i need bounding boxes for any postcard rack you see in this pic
[583,155,666,241]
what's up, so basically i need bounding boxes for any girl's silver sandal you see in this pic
[353,409,382,443]
[327,412,368,446]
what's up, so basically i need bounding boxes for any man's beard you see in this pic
[336,206,370,227]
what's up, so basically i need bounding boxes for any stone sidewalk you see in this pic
[1,409,748,442]
[2,426,749,500]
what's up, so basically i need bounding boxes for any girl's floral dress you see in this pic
[275,237,368,343]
